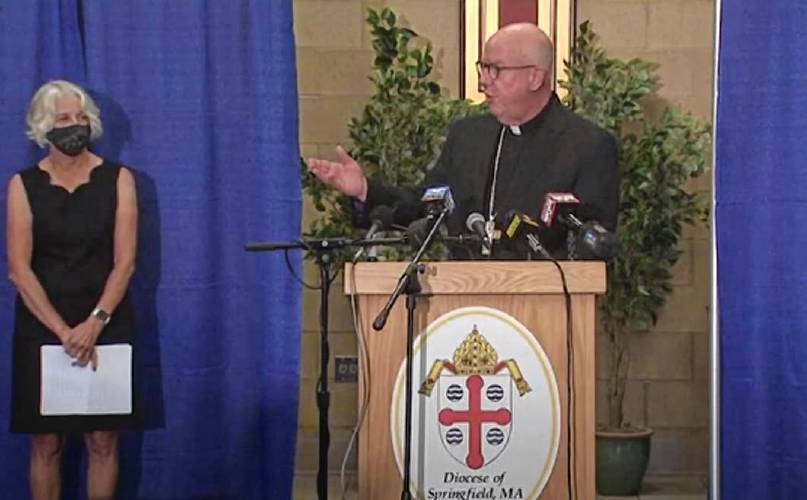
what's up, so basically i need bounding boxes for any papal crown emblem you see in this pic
[452,326,498,374]
[419,325,531,396]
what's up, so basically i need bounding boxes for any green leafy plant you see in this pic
[300,7,483,263]
[560,21,710,430]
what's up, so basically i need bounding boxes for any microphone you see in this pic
[421,185,456,215]
[365,205,396,238]
[540,193,618,259]
[503,210,552,259]
[352,205,396,262]
[539,192,581,227]
[558,206,619,260]
[379,185,455,230]
[465,212,492,256]
[405,185,456,247]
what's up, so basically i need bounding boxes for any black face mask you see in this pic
[45,124,91,156]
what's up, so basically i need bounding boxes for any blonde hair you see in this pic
[25,80,103,148]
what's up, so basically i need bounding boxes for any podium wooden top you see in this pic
[343,261,606,295]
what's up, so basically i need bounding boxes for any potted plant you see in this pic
[560,22,710,496]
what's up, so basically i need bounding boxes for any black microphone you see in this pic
[540,193,618,259]
[352,205,396,262]
[558,206,618,260]
[366,205,396,238]
[503,210,552,259]
[405,185,455,248]
[465,212,492,256]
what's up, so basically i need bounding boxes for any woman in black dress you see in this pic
[6,80,139,500]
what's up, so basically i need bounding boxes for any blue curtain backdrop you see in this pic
[0,1,302,498]
[717,1,807,498]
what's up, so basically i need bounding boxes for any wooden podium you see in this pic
[344,261,605,500]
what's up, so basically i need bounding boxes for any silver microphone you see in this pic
[465,212,492,256]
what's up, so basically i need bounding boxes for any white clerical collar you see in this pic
[509,125,522,136]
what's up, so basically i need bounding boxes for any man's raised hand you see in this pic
[307,145,368,201]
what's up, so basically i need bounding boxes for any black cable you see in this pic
[283,246,340,290]
[283,246,319,290]
[516,229,577,498]
[548,259,576,500]
[327,266,341,286]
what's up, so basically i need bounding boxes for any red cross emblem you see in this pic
[438,374,512,469]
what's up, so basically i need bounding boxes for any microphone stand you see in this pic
[245,235,406,500]
[372,209,448,500]
[244,237,406,252]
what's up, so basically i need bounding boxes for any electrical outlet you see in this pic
[334,355,359,383]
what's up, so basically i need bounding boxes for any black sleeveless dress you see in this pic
[10,160,141,433]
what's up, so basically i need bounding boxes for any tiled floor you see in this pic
[293,473,708,500]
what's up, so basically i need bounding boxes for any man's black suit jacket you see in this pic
[362,93,619,259]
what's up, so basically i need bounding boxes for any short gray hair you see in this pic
[25,80,103,148]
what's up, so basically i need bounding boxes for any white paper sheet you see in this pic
[40,344,132,416]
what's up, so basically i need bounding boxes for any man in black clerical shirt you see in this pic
[308,23,618,259]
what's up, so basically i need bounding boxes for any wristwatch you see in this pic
[91,307,112,325]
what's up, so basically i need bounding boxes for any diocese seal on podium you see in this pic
[391,306,560,499]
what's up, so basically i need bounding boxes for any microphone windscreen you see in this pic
[580,221,619,259]
[465,212,486,232]
[368,205,396,229]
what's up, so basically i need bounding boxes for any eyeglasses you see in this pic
[475,61,537,81]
